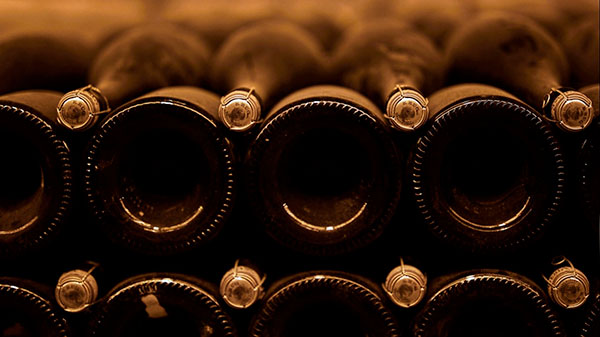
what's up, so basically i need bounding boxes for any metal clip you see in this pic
[80,85,111,116]
[542,256,575,285]
[543,256,589,309]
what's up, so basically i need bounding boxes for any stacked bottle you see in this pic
[0,1,597,336]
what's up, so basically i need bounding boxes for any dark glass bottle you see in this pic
[561,14,599,88]
[576,84,599,257]
[446,12,597,133]
[0,277,70,337]
[332,19,443,132]
[210,20,326,132]
[580,291,600,337]
[474,0,567,37]
[245,85,402,255]
[249,271,399,337]
[56,24,211,132]
[412,270,564,337]
[170,1,275,51]
[89,273,236,337]
[394,0,473,47]
[0,91,72,257]
[274,0,354,51]
[410,83,565,253]
[84,86,235,255]
[0,29,92,95]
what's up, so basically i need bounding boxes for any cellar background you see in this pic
[0,0,598,336]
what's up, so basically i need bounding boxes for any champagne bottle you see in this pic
[410,83,565,253]
[393,0,474,47]
[89,273,236,337]
[245,85,402,255]
[0,29,92,95]
[84,86,235,255]
[574,84,600,270]
[210,20,326,132]
[249,271,399,337]
[167,0,276,50]
[56,24,210,131]
[580,290,600,337]
[577,84,599,228]
[332,19,443,131]
[474,0,567,37]
[446,12,597,132]
[561,14,599,88]
[0,277,70,337]
[412,270,564,337]
[0,91,72,257]
[273,0,356,51]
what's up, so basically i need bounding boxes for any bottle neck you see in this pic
[212,21,326,111]
[88,24,210,112]
[515,67,562,110]
[580,84,600,118]
[445,13,568,111]
[334,20,442,108]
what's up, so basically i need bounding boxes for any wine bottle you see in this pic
[0,277,70,337]
[210,20,326,132]
[410,83,565,253]
[273,0,356,51]
[474,0,567,37]
[0,91,72,257]
[580,290,600,337]
[577,84,599,228]
[561,14,599,88]
[332,19,443,132]
[56,23,211,131]
[89,273,236,337]
[393,0,474,47]
[445,12,597,132]
[249,271,399,337]
[412,270,564,337]
[0,29,93,95]
[168,0,276,50]
[245,85,402,255]
[84,86,235,255]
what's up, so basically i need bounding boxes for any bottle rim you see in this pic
[411,97,565,253]
[580,292,600,337]
[245,98,401,255]
[413,272,564,337]
[83,98,235,255]
[250,271,399,337]
[0,282,69,337]
[0,104,72,257]
[92,274,236,337]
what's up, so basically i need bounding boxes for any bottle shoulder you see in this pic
[0,90,65,125]
[265,85,384,124]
